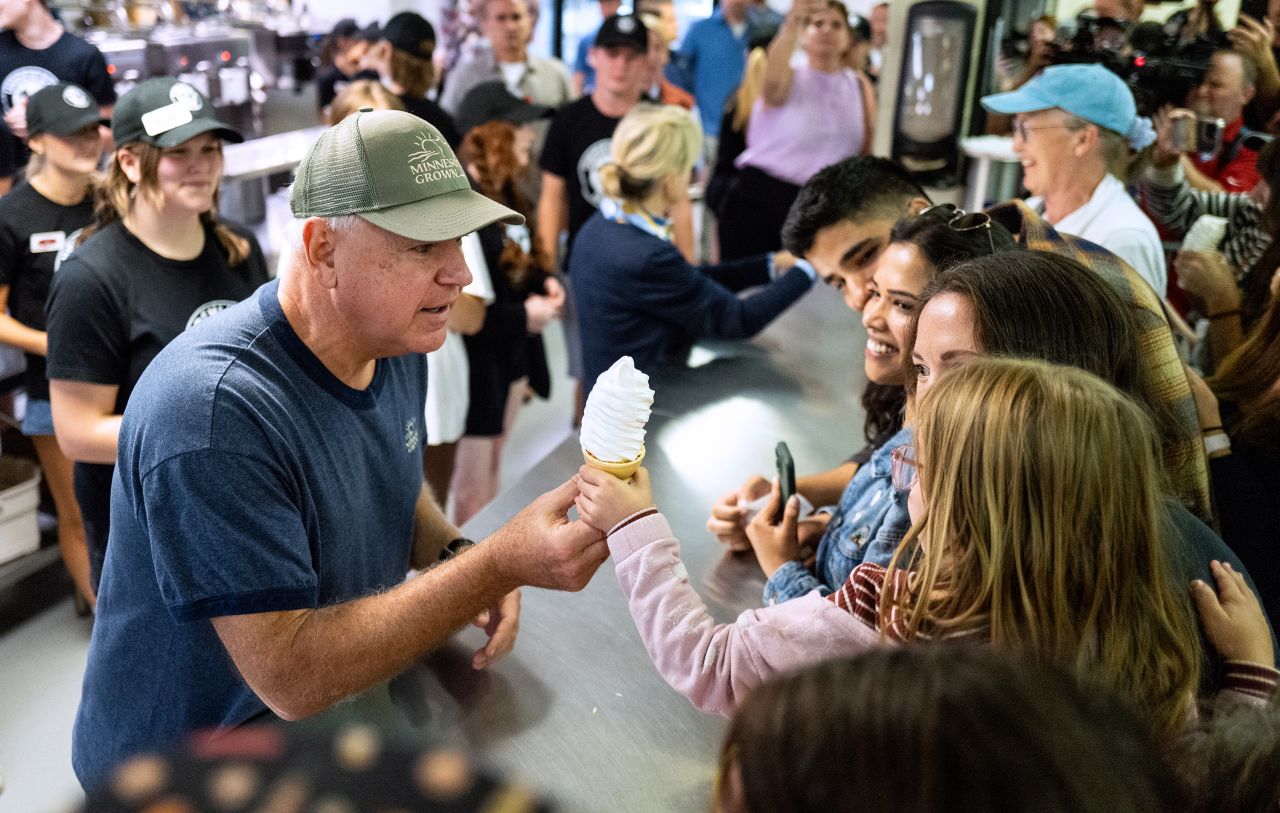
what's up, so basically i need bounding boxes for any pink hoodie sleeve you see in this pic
[607,511,884,716]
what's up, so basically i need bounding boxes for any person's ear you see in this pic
[1072,124,1097,158]
[906,196,931,215]
[301,218,340,289]
[1243,82,1257,107]
[117,147,143,185]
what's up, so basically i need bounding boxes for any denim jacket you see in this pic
[763,426,914,605]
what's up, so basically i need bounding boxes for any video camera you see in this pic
[1038,14,1220,116]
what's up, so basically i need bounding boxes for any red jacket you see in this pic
[1190,117,1261,194]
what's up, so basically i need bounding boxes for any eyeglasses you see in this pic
[1013,121,1074,143]
[890,444,918,492]
[919,202,996,254]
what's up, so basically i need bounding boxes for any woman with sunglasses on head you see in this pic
[0,83,105,608]
[575,356,1276,736]
[710,205,1012,608]
[45,79,270,592]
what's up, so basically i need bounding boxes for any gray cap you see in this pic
[290,109,523,242]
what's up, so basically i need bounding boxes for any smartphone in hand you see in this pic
[774,441,796,523]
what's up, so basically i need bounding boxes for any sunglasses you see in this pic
[890,444,918,492]
[919,202,996,255]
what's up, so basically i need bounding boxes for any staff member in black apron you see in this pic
[46,78,269,591]
[0,82,104,608]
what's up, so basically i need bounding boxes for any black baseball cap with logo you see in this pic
[594,14,648,52]
[112,78,243,148]
[26,83,108,138]
[291,109,523,242]
[456,81,552,135]
[380,12,436,60]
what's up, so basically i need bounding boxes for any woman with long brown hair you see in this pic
[451,110,565,523]
[46,78,269,591]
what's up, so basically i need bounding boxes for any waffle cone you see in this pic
[583,445,645,479]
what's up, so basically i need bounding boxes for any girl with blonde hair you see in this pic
[46,78,270,591]
[326,78,405,125]
[568,103,816,394]
[574,356,1275,740]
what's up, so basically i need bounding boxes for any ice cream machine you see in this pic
[873,0,986,187]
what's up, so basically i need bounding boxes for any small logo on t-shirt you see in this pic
[62,86,92,109]
[577,138,613,208]
[169,82,204,112]
[1,66,58,113]
[53,228,83,272]
[404,419,420,452]
[185,300,236,330]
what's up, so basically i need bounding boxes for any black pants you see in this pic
[717,165,802,261]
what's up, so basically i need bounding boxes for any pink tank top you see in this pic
[736,64,866,187]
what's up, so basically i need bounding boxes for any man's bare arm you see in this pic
[538,172,568,269]
[211,479,607,720]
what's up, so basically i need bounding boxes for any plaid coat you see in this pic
[987,199,1212,523]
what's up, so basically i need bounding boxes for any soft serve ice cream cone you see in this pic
[580,356,654,479]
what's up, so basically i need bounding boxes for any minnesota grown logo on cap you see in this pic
[407,128,466,186]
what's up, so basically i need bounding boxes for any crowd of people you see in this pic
[0,0,1277,808]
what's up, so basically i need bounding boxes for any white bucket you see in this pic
[0,457,42,566]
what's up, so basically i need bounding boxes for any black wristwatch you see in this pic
[438,536,476,562]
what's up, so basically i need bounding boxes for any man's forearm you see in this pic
[213,540,520,721]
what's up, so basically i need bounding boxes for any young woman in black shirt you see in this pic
[0,83,104,607]
[46,78,269,590]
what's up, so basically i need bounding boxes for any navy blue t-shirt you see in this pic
[72,280,428,790]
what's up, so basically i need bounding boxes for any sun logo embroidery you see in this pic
[407,131,446,165]
[404,419,420,452]
[169,82,204,112]
[185,300,236,330]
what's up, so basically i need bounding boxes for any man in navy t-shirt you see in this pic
[72,112,611,791]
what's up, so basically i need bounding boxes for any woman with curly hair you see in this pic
[451,115,565,523]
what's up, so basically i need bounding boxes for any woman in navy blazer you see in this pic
[570,104,816,395]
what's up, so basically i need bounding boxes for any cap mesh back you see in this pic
[293,117,378,216]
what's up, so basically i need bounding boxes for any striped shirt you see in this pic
[986,200,1213,523]
[1139,163,1271,282]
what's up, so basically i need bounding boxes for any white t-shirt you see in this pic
[1029,174,1167,296]
[425,232,496,445]
[498,61,525,95]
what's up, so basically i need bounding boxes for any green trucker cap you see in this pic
[112,77,243,148]
[290,109,523,242]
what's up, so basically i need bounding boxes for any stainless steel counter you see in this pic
[311,284,867,811]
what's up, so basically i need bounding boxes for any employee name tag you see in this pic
[142,102,194,137]
[29,231,66,253]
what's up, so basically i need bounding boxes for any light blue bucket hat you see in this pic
[981,64,1155,150]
